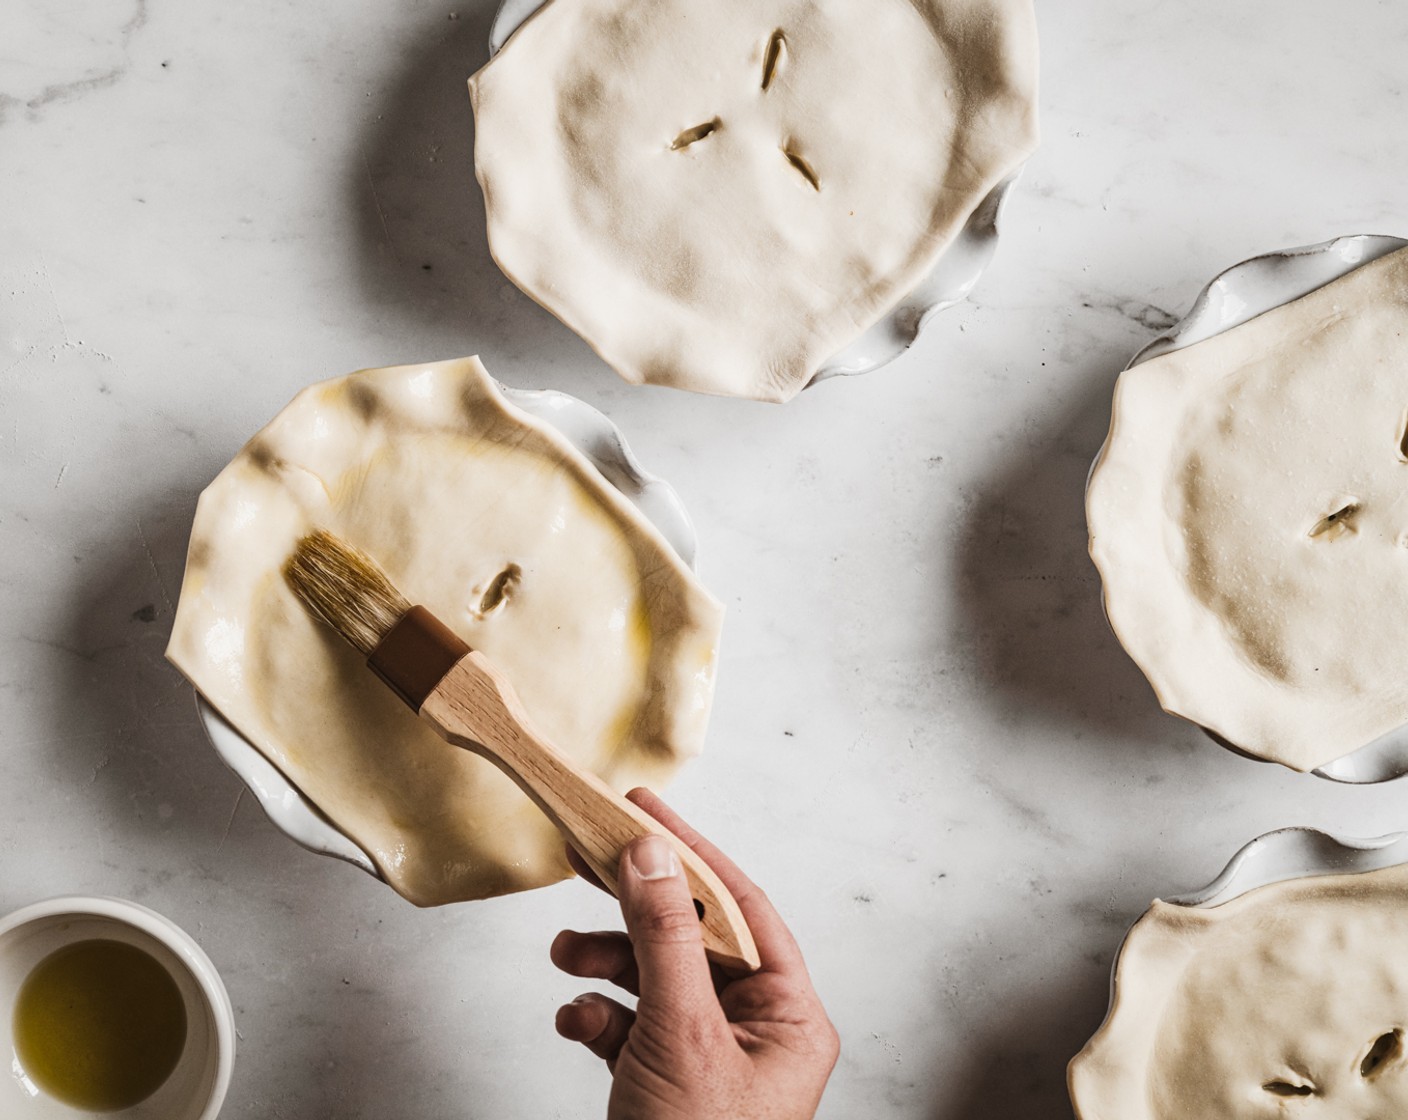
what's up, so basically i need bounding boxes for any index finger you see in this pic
[624,787,807,977]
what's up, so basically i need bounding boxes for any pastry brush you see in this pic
[283,528,759,973]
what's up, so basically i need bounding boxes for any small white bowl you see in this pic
[1094,233,1408,783]
[196,378,702,882]
[486,0,1022,390]
[0,897,235,1120]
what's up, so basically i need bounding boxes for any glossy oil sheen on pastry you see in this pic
[167,358,724,905]
[469,0,1039,402]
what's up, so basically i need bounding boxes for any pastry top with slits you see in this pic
[1087,246,1408,771]
[1071,862,1408,1119]
[470,0,1039,402]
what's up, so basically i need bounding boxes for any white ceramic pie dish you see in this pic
[1159,826,1408,909]
[194,380,702,881]
[1092,233,1408,784]
[485,0,1023,390]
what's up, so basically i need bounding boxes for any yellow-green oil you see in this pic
[12,939,187,1111]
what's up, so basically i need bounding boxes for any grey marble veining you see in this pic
[3,1,1408,1116]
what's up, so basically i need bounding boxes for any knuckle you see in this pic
[746,882,773,911]
[729,878,764,911]
[636,903,702,941]
[672,821,704,849]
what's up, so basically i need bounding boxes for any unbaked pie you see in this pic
[1087,247,1408,771]
[168,357,724,905]
[1071,859,1408,1117]
[469,0,1039,401]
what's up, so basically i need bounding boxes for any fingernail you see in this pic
[630,835,679,881]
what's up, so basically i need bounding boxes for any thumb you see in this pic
[619,834,721,1032]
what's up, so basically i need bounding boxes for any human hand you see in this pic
[551,788,839,1120]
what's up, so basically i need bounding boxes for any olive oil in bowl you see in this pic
[13,938,188,1111]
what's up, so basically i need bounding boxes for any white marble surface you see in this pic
[3,1,1407,1116]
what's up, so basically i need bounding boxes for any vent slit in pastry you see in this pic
[781,144,820,191]
[1308,502,1360,540]
[670,118,721,151]
[1360,1028,1402,1079]
[473,563,522,619]
[1261,1080,1314,1097]
[761,30,786,90]
[1398,408,1408,461]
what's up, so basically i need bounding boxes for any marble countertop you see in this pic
[4,1,1408,1116]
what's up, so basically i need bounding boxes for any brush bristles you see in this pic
[283,529,411,656]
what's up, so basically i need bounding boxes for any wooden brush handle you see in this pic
[420,651,760,974]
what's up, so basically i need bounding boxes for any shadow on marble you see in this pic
[350,0,604,384]
[48,492,243,848]
[951,360,1174,746]
[934,963,1108,1120]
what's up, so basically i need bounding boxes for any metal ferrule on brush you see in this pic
[367,606,471,711]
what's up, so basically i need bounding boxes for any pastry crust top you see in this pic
[1070,862,1408,1119]
[1087,246,1408,771]
[168,357,723,905]
[470,0,1039,401]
